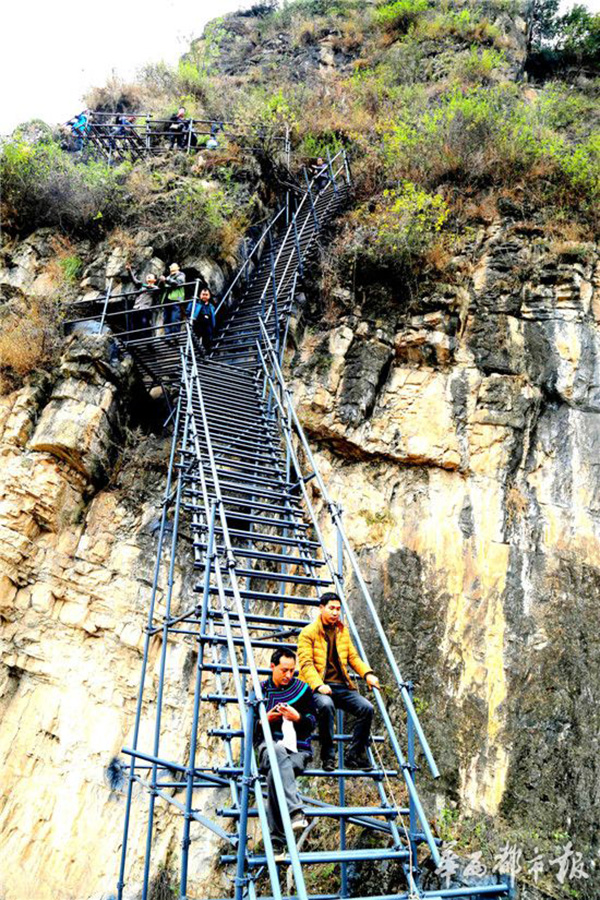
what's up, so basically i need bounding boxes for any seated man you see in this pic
[298,592,380,771]
[253,647,316,850]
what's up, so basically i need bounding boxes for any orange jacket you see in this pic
[297,616,372,691]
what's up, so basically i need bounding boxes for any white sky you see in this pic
[1,0,599,134]
[0,0,259,133]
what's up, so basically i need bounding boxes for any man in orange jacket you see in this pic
[297,592,380,771]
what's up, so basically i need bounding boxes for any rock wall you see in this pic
[0,336,227,900]
[291,220,600,889]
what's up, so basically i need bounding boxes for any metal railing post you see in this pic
[234,696,256,900]
[327,149,339,195]
[116,393,184,900]
[303,168,320,232]
[292,213,304,276]
[99,278,114,333]
[343,149,352,185]
[180,502,217,899]
[268,251,280,356]
[406,680,420,883]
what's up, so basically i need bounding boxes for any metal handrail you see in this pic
[256,320,444,867]
[214,207,286,319]
[259,153,348,331]
[178,324,310,899]
[257,317,439,773]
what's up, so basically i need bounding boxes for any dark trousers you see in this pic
[312,683,374,761]
[164,304,182,335]
[257,742,310,839]
[194,317,214,352]
[132,308,151,339]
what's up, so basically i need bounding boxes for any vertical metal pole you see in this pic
[406,680,419,881]
[337,525,347,896]
[337,707,348,898]
[326,150,338,195]
[187,118,193,153]
[117,394,184,900]
[188,279,200,348]
[336,505,344,583]
[292,214,303,276]
[180,502,217,899]
[303,169,319,232]
[235,697,256,900]
[269,253,280,356]
[141,437,187,900]
[343,150,351,185]
[99,278,113,333]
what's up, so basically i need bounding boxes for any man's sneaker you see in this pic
[322,757,336,772]
[291,811,309,832]
[345,752,373,770]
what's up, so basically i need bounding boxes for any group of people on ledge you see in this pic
[125,263,216,351]
[65,107,224,153]
[254,593,380,852]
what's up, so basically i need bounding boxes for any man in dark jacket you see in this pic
[189,287,216,352]
[254,647,316,849]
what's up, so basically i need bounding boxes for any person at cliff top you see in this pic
[297,592,379,771]
[159,263,186,334]
[126,265,160,339]
[66,110,91,151]
[167,106,196,150]
[188,287,216,353]
[206,120,224,150]
[253,647,316,851]
[309,156,328,193]
[109,114,138,150]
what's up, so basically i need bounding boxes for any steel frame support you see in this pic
[111,148,508,900]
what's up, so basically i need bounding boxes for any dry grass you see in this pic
[84,75,147,113]
[0,296,65,391]
[107,227,139,261]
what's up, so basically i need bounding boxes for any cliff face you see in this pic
[0,332,228,900]
[1,2,599,898]
[291,218,600,883]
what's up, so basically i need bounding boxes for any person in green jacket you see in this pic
[160,263,186,334]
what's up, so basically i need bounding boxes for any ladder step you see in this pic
[222,848,409,866]
[216,766,398,780]
[218,805,404,819]
[230,568,333,587]
[203,586,320,606]
[193,544,323,567]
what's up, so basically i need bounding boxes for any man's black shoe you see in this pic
[322,757,336,772]
[345,752,373,770]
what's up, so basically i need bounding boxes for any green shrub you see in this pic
[0,139,128,236]
[375,0,429,33]
[415,6,502,45]
[341,180,449,273]
[175,60,210,101]
[299,132,344,158]
[59,255,83,283]
[383,84,600,212]
[458,44,508,82]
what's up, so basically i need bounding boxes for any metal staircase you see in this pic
[110,153,511,900]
